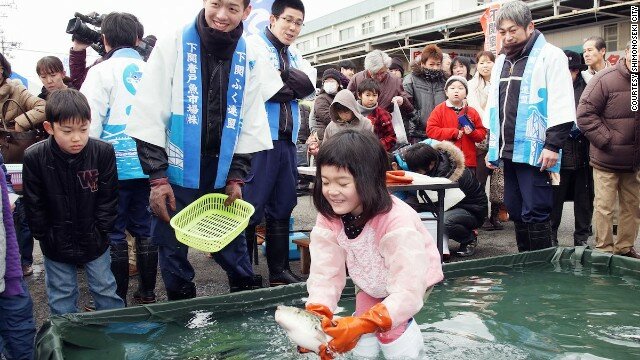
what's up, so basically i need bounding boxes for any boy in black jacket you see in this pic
[22,89,123,315]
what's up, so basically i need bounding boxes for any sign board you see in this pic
[481,3,502,56]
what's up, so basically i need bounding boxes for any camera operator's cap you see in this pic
[564,50,587,71]
[445,75,468,93]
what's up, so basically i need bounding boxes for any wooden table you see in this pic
[297,167,460,262]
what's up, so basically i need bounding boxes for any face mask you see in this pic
[323,82,338,94]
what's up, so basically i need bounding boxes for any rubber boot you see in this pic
[351,333,380,358]
[528,221,553,251]
[133,237,158,304]
[379,319,424,359]
[245,225,259,266]
[514,221,530,252]
[229,274,264,293]
[266,218,302,286]
[110,242,130,306]
[166,282,196,301]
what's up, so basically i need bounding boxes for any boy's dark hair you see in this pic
[0,52,11,80]
[584,36,606,51]
[272,0,305,17]
[357,78,380,96]
[450,56,472,80]
[101,12,139,49]
[36,56,64,76]
[338,59,356,70]
[313,130,392,226]
[403,143,439,174]
[45,89,91,125]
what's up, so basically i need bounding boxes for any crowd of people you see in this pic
[0,0,638,359]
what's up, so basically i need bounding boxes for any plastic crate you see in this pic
[170,194,255,253]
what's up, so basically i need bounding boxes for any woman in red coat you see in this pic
[426,75,486,172]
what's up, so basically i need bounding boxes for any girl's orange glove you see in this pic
[322,303,393,354]
[303,304,335,359]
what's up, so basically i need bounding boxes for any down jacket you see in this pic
[0,79,46,130]
[22,137,118,264]
[577,59,640,172]
[429,141,488,222]
[402,64,446,140]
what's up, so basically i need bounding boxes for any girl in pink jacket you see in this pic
[305,130,444,359]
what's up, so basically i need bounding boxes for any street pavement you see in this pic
[25,193,639,330]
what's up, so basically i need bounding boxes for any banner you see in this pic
[244,0,275,35]
[480,3,502,56]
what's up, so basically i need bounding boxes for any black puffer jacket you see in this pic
[22,137,118,264]
[430,141,488,222]
[561,75,589,170]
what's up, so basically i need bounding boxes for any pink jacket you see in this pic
[306,197,444,327]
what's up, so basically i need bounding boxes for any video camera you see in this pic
[66,12,106,56]
[136,35,156,62]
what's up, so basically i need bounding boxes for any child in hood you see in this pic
[323,89,374,142]
[309,90,374,156]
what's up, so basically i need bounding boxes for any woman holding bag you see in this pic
[0,53,46,134]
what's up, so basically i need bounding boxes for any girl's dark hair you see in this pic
[0,52,11,82]
[475,50,496,63]
[36,56,64,76]
[403,143,439,174]
[313,130,392,226]
[45,88,91,125]
[357,78,380,96]
[450,56,472,80]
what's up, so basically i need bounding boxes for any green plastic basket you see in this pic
[169,194,255,253]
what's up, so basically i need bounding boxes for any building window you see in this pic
[297,40,310,52]
[603,24,618,51]
[382,15,390,30]
[399,7,420,27]
[425,2,434,20]
[339,27,355,41]
[362,20,375,35]
[317,34,331,47]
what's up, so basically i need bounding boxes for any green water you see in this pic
[64,263,640,359]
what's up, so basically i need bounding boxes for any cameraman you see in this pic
[69,13,144,90]
[80,12,157,306]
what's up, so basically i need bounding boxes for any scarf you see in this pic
[196,9,242,60]
[420,68,446,82]
[355,100,377,117]
[342,213,365,239]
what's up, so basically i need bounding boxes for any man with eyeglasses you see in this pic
[244,0,316,286]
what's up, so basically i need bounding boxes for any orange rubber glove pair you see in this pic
[305,302,393,358]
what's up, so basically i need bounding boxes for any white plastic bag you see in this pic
[391,102,409,145]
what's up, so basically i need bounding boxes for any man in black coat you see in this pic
[550,50,593,246]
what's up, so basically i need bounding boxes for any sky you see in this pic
[2,0,364,85]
